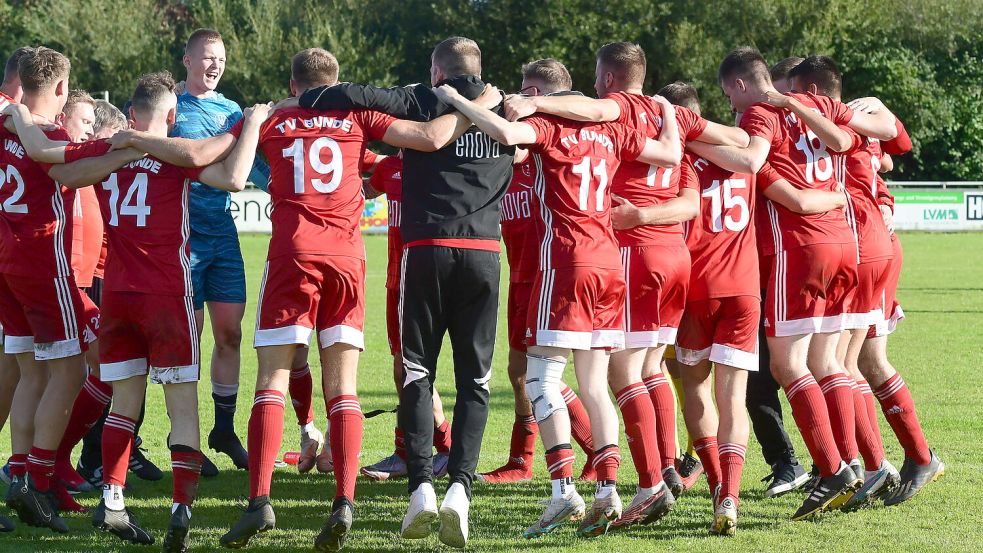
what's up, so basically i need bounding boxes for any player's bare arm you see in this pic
[362,179,383,199]
[762,178,847,214]
[762,91,853,152]
[879,153,894,172]
[47,148,147,189]
[3,102,71,163]
[845,96,898,140]
[385,84,502,152]
[109,129,236,168]
[434,84,536,146]
[694,120,750,148]
[197,103,270,192]
[687,139,770,174]
[610,187,699,230]
[639,95,682,165]
[504,93,620,123]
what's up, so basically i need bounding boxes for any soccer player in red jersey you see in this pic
[436,75,680,539]
[479,60,600,486]
[7,70,266,549]
[687,46,898,520]
[361,152,456,482]
[210,49,486,550]
[506,44,751,512]
[0,47,124,533]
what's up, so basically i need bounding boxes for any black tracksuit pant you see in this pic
[398,246,499,497]
[746,295,799,466]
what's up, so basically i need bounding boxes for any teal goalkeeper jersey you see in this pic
[171,91,270,236]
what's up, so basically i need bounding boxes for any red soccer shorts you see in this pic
[99,291,199,384]
[677,296,760,371]
[508,281,534,352]
[386,286,400,356]
[526,266,625,350]
[621,243,690,348]
[868,236,905,338]
[844,258,890,330]
[0,273,94,360]
[765,243,858,337]
[254,254,365,350]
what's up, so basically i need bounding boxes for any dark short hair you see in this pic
[432,36,481,76]
[185,28,223,55]
[93,100,127,133]
[292,48,339,90]
[658,81,700,112]
[788,55,842,97]
[596,42,646,87]
[18,46,71,93]
[521,58,572,92]
[3,47,31,85]
[131,71,177,114]
[769,57,804,82]
[718,46,770,85]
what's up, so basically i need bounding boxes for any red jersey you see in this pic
[0,91,13,111]
[251,107,395,260]
[606,92,707,246]
[881,118,912,156]
[0,119,103,277]
[523,114,647,270]
[88,144,203,296]
[71,186,104,288]
[682,152,764,300]
[843,136,892,262]
[369,155,403,289]
[741,92,854,252]
[500,160,539,283]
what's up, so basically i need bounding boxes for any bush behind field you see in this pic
[1,0,980,180]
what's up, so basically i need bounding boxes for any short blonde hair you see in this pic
[292,48,340,90]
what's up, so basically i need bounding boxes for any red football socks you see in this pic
[853,379,886,471]
[102,413,137,488]
[433,420,451,454]
[394,427,407,460]
[784,374,841,477]
[546,445,575,480]
[819,374,859,462]
[26,447,56,492]
[874,374,931,465]
[170,448,203,505]
[694,436,722,491]
[616,383,662,488]
[288,364,314,426]
[8,453,27,479]
[643,373,677,470]
[328,395,363,501]
[592,444,621,482]
[719,442,747,506]
[561,386,594,454]
[248,390,285,499]
[57,374,112,461]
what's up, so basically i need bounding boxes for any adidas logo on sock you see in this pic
[886,405,903,415]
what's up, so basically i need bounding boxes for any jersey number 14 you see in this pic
[102,173,151,227]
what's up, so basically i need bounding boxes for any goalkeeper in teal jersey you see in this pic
[172,29,269,473]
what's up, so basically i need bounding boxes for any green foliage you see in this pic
[0,0,979,180]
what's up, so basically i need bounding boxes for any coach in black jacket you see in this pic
[300,37,514,546]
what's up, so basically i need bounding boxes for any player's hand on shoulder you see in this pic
[107,129,138,150]
[433,84,462,104]
[244,102,273,124]
[272,97,300,111]
[761,90,792,108]
[610,194,643,230]
[475,84,503,110]
[847,96,886,114]
[504,94,537,122]
[651,94,675,116]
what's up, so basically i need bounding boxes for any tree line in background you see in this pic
[2,0,980,181]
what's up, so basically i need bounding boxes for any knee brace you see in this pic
[524,355,567,423]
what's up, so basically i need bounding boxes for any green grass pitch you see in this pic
[1,232,981,552]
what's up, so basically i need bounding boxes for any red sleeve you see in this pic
[756,162,783,191]
[228,119,245,139]
[63,138,112,163]
[359,110,397,142]
[607,92,633,126]
[614,124,647,161]
[676,106,708,142]
[811,93,854,125]
[522,115,555,152]
[840,125,864,153]
[181,165,205,181]
[361,149,380,172]
[369,156,398,193]
[881,118,912,155]
[739,105,780,145]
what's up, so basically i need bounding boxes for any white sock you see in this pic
[171,502,192,518]
[103,484,125,511]
[638,484,660,497]
[595,482,616,499]
[551,477,574,499]
[301,421,316,434]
